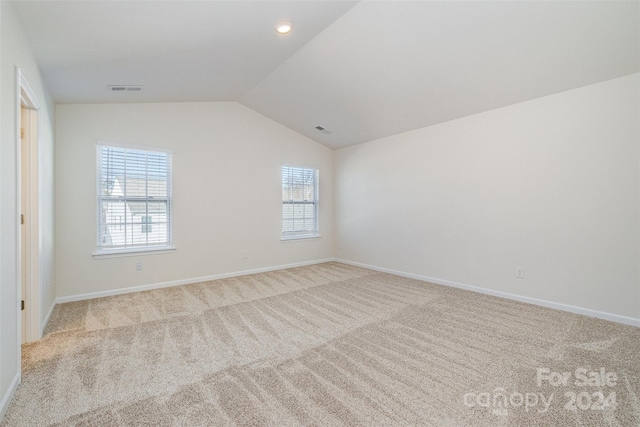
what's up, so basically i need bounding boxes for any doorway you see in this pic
[17,69,42,344]
[20,106,28,343]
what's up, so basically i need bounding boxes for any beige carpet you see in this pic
[2,262,639,426]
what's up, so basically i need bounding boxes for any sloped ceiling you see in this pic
[12,1,358,103]
[13,1,640,149]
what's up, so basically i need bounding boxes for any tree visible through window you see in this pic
[282,165,319,238]
[97,144,172,251]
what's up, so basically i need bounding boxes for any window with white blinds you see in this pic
[282,165,319,239]
[96,143,172,252]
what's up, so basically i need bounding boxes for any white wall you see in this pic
[335,74,640,321]
[0,0,56,418]
[55,102,333,298]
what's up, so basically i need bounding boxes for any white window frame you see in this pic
[281,164,320,241]
[93,141,175,258]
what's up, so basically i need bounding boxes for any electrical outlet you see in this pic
[242,250,248,260]
[516,267,524,279]
[136,261,143,271]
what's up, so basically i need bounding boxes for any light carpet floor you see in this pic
[2,262,639,426]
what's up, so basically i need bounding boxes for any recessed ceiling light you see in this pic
[275,22,293,34]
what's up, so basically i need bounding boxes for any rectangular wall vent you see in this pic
[314,125,332,135]
[108,85,143,93]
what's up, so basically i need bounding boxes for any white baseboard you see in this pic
[42,300,56,332]
[52,256,640,327]
[336,259,640,328]
[55,258,336,304]
[0,373,20,422]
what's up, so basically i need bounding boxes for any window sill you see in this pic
[281,234,321,242]
[93,246,176,259]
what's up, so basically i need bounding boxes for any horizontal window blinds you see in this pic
[97,144,172,250]
[282,165,319,237]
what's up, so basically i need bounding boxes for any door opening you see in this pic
[20,106,29,344]
[17,69,42,344]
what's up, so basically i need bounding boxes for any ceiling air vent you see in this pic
[108,85,143,93]
[314,125,332,135]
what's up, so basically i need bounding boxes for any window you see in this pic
[96,143,172,253]
[282,165,319,239]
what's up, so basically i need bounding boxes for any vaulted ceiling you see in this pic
[13,1,640,149]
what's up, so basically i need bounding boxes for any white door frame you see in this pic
[15,68,42,344]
